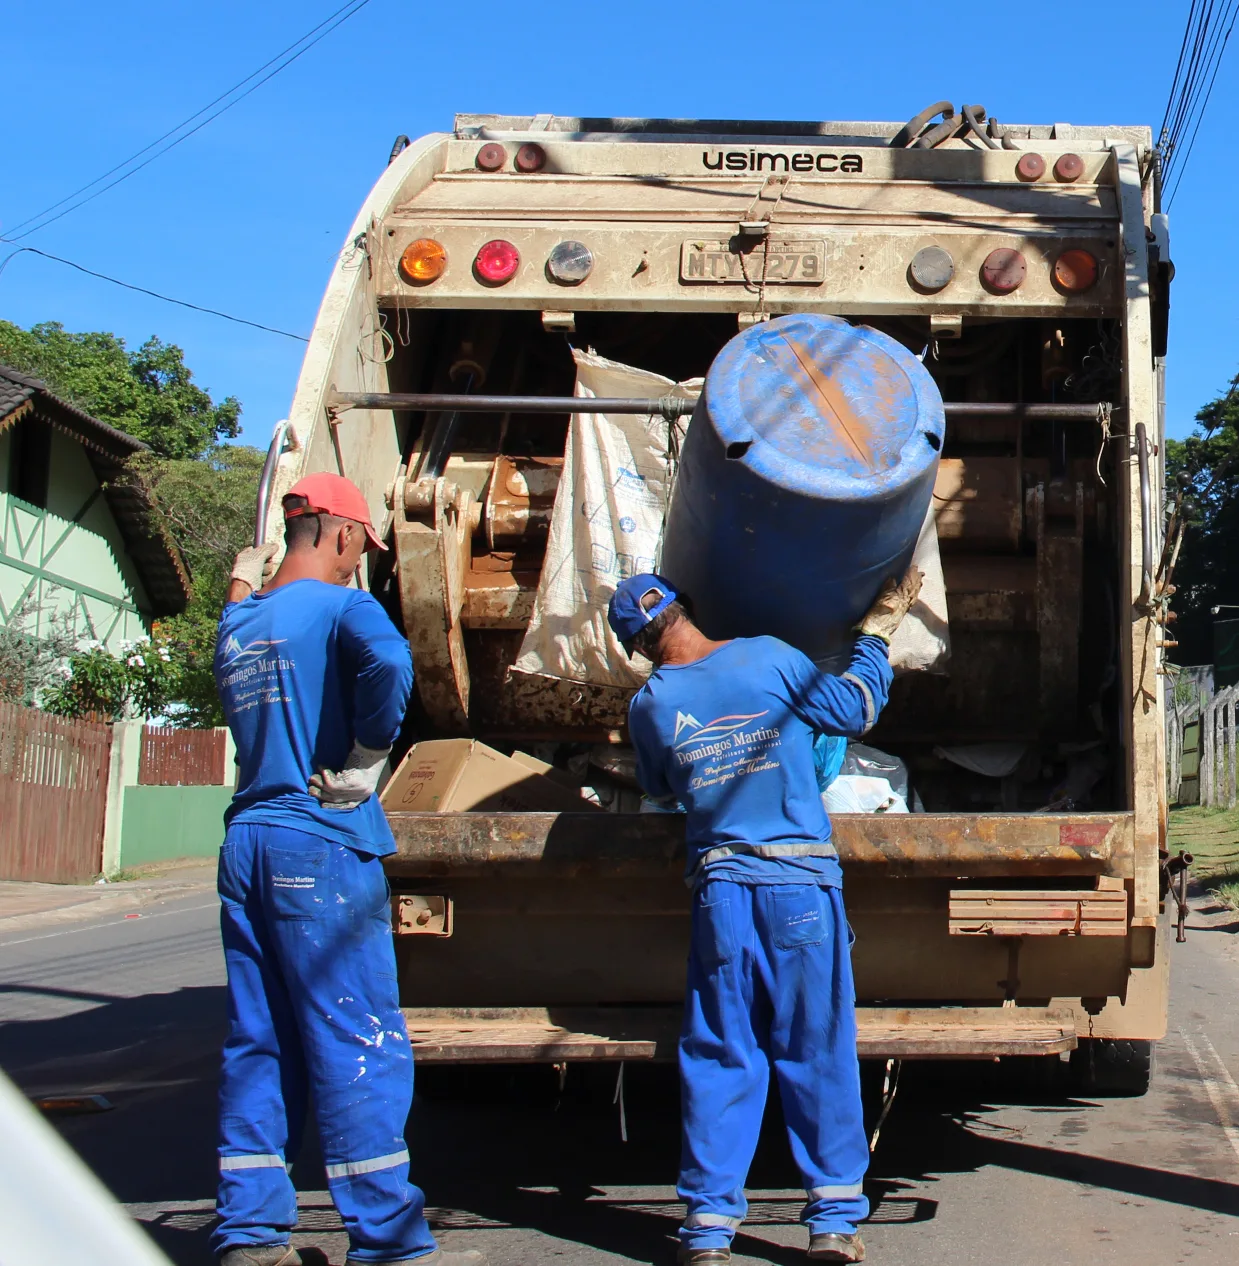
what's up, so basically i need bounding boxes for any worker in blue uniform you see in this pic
[609,568,922,1266]
[212,473,486,1266]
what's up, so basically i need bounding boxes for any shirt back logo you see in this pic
[673,710,770,750]
[222,635,287,667]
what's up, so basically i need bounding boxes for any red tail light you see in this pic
[981,248,1027,294]
[474,239,520,284]
[515,143,546,173]
[475,143,506,171]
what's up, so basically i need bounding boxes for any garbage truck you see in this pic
[256,108,1178,1093]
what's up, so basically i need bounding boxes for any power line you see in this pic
[1,0,374,243]
[1157,0,1239,205]
[1168,18,1239,206]
[0,246,309,342]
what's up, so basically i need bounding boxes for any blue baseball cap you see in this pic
[608,573,681,654]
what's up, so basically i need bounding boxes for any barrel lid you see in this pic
[703,314,943,496]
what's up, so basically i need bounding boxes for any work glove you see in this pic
[856,565,925,644]
[230,543,278,593]
[308,742,391,810]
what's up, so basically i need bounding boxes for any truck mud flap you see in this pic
[402,1006,1078,1062]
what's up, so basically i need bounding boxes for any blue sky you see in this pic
[1,0,1231,445]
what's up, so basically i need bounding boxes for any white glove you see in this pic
[231,544,278,593]
[308,742,390,810]
[856,566,924,644]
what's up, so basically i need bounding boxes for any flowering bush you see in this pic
[42,634,184,721]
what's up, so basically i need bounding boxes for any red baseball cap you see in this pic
[284,472,386,551]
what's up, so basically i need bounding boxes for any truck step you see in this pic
[401,1006,1077,1063]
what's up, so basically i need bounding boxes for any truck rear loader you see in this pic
[256,107,1178,1094]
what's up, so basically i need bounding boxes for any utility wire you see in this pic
[1168,8,1239,206]
[0,247,309,342]
[1157,0,1239,204]
[1,0,373,243]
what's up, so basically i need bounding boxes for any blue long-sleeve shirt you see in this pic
[214,578,414,855]
[627,634,892,884]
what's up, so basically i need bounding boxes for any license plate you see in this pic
[680,239,825,284]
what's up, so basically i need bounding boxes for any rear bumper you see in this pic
[403,1005,1078,1062]
[385,811,1132,879]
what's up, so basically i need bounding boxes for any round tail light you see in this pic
[908,245,954,292]
[1053,249,1098,292]
[546,240,593,284]
[474,239,520,284]
[399,238,447,284]
[515,143,546,173]
[981,248,1027,293]
[475,143,506,171]
[1016,153,1046,182]
[1054,153,1085,183]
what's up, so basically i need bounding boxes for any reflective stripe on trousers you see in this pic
[324,1149,410,1180]
[220,1154,286,1171]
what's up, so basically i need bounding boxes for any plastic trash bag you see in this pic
[813,733,847,792]
[822,774,909,815]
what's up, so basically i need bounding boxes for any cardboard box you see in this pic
[381,739,600,814]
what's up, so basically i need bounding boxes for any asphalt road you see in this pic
[2,887,1239,1266]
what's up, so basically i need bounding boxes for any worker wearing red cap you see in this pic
[212,474,485,1266]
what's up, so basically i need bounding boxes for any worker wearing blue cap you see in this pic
[608,568,922,1266]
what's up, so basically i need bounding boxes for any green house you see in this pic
[0,365,189,648]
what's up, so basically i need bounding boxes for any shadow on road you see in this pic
[2,992,1238,1265]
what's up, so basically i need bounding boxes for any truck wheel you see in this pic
[1070,1039,1154,1097]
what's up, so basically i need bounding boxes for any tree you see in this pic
[126,444,267,726]
[0,320,240,459]
[39,444,266,726]
[1164,373,1239,664]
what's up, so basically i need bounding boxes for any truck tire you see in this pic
[1070,1039,1154,1097]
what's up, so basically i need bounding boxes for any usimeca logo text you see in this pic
[702,150,863,174]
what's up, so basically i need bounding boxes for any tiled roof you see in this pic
[0,365,191,617]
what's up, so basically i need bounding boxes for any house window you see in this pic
[8,417,51,509]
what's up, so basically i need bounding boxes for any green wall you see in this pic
[118,784,233,869]
[0,427,153,649]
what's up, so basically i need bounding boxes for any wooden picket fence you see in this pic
[139,725,227,786]
[1201,683,1239,807]
[0,701,112,882]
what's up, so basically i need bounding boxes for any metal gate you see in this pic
[0,702,112,883]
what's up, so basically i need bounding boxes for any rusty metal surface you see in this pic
[393,477,473,733]
[465,642,633,734]
[392,894,454,937]
[384,811,1130,878]
[461,570,538,629]
[948,882,1128,937]
[399,1004,1077,1062]
[485,454,562,547]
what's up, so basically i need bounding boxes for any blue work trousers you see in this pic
[679,879,868,1250]
[212,823,436,1262]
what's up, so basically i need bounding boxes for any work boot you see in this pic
[808,1231,865,1262]
[345,1251,488,1265]
[677,1249,731,1264]
[219,1247,301,1266]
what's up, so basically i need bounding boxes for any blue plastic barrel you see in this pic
[660,313,943,664]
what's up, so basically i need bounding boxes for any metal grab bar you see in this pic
[1135,421,1154,611]
[330,391,698,420]
[254,420,295,548]
[329,391,1114,424]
